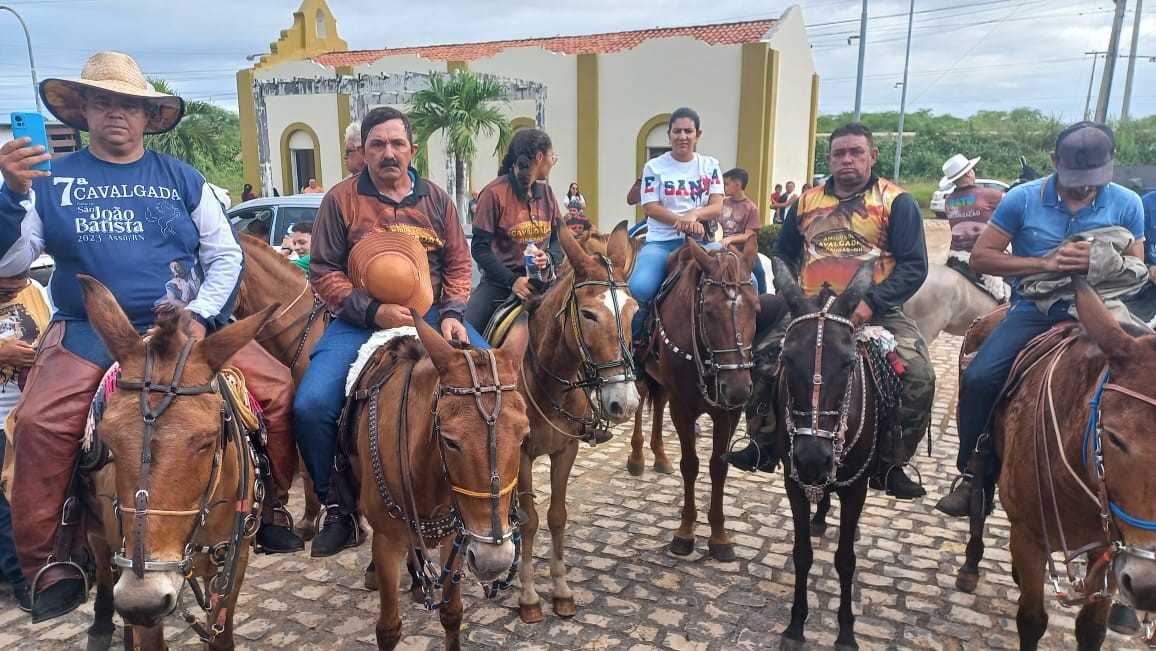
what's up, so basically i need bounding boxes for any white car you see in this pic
[931,179,1009,219]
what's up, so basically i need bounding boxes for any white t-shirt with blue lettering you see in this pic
[0,148,243,330]
[640,152,724,242]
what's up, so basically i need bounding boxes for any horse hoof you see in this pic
[670,536,695,556]
[653,458,674,474]
[409,583,424,604]
[86,632,113,651]
[296,523,317,542]
[810,522,827,538]
[519,602,543,624]
[780,635,805,651]
[552,596,577,618]
[835,642,859,651]
[627,460,645,477]
[364,569,378,591]
[956,569,980,593]
[708,542,737,562]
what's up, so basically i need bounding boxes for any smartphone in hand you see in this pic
[10,112,50,172]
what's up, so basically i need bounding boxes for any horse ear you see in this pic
[498,313,530,367]
[605,221,631,274]
[78,274,145,362]
[688,238,714,271]
[411,308,458,376]
[771,257,807,316]
[1074,275,1137,362]
[738,233,758,274]
[198,304,278,373]
[556,222,592,275]
[831,260,875,316]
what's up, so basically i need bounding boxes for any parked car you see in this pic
[227,194,324,247]
[930,179,1010,219]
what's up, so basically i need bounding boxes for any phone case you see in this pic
[10,112,50,172]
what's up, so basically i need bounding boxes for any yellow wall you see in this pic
[633,113,671,224]
[576,54,599,228]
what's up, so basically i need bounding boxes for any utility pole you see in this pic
[1084,51,1104,121]
[0,6,42,113]
[893,0,915,183]
[853,0,868,122]
[1094,0,1129,122]
[1122,0,1144,121]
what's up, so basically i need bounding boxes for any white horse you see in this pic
[762,259,1000,345]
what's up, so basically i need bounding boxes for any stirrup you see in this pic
[30,559,90,609]
[269,504,296,530]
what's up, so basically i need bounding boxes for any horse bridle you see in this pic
[655,249,754,409]
[527,253,635,431]
[255,286,326,370]
[781,295,874,503]
[110,337,261,642]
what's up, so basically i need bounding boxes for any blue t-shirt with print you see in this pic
[0,149,233,329]
[990,176,1144,307]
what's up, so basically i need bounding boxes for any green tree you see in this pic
[407,70,512,217]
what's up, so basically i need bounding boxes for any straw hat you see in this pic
[347,230,433,315]
[40,51,185,135]
[938,153,981,190]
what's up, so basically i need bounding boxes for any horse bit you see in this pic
[528,253,635,433]
[111,337,262,642]
[655,248,754,408]
[782,295,873,504]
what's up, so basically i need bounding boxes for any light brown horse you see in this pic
[638,237,759,561]
[955,279,1156,650]
[79,275,275,651]
[515,222,640,623]
[234,231,325,537]
[350,313,531,651]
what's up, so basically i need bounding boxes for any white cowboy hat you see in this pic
[39,51,184,135]
[939,153,981,190]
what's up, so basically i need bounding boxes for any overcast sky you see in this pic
[0,0,1150,124]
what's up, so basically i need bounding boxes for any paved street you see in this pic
[0,329,1147,650]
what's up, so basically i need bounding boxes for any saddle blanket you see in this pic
[345,326,418,396]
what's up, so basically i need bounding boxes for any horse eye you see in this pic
[442,437,462,452]
[1105,428,1129,453]
[580,309,598,321]
[195,440,214,455]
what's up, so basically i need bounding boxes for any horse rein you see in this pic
[110,337,261,642]
[781,295,874,503]
[527,253,635,433]
[654,248,754,409]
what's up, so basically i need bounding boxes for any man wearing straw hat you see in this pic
[299,105,484,557]
[0,51,306,621]
[939,153,1010,301]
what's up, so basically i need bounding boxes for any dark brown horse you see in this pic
[516,222,640,623]
[773,260,881,651]
[955,279,1156,650]
[351,313,531,650]
[234,232,326,538]
[79,275,275,650]
[637,236,759,561]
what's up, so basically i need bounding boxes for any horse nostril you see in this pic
[466,546,477,570]
[610,400,622,414]
[161,593,175,613]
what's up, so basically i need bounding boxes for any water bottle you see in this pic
[524,240,541,281]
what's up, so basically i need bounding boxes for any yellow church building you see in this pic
[237,0,819,229]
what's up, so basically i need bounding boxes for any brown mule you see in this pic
[515,223,640,623]
[351,313,531,650]
[235,232,325,540]
[635,235,759,562]
[955,278,1156,650]
[79,275,275,651]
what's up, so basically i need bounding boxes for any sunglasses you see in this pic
[0,280,30,299]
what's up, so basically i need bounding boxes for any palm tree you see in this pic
[407,71,512,219]
[144,78,239,173]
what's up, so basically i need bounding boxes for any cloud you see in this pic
[0,0,1149,122]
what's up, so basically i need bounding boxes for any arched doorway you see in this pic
[280,123,321,195]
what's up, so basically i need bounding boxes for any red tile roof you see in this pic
[313,19,775,67]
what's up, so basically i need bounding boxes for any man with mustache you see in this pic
[296,106,482,556]
[937,122,1145,516]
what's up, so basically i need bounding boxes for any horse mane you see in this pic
[149,309,190,359]
[236,232,309,312]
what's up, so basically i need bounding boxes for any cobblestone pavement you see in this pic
[0,330,1148,650]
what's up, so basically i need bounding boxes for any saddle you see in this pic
[958,305,1081,402]
[637,246,692,356]
[483,297,524,346]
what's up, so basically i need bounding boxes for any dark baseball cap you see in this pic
[1054,121,1115,187]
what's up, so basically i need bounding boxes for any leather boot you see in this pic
[10,323,103,621]
[934,474,994,517]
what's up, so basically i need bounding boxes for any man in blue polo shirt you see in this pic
[936,122,1145,516]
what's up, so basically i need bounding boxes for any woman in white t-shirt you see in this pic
[627,107,724,352]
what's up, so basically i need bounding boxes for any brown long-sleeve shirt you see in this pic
[310,170,471,328]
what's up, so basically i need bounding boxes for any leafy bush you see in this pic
[757,224,781,257]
